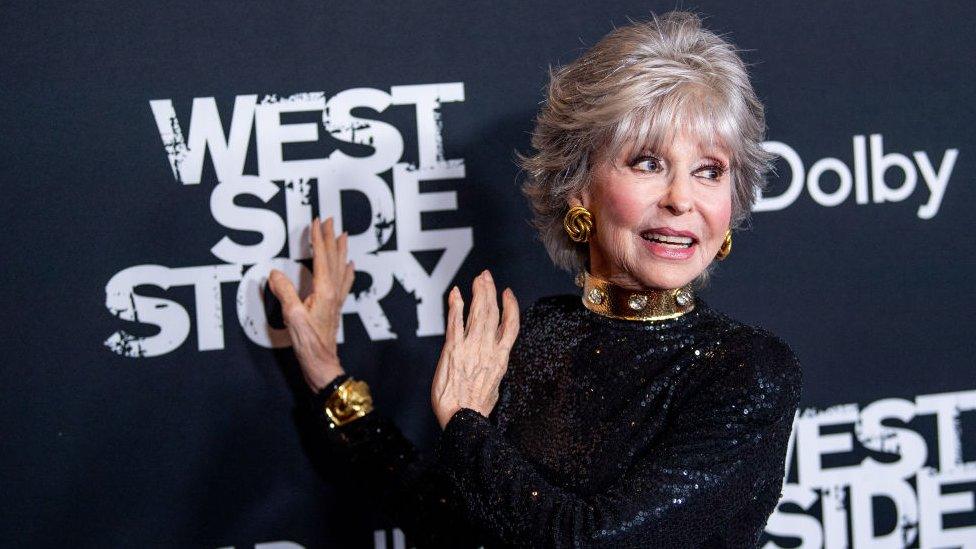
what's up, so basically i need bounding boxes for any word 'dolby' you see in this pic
[758,135,958,219]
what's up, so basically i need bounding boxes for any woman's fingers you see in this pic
[310,218,327,289]
[459,271,513,346]
[482,270,500,341]
[465,272,485,338]
[335,231,349,287]
[433,291,459,398]
[310,216,350,294]
[268,269,303,322]
[340,261,355,300]
[445,285,464,346]
[498,288,520,351]
[321,216,337,263]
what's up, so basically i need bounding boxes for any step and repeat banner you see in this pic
[2,2,973,547]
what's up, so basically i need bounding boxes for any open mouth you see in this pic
[640,232,696,249]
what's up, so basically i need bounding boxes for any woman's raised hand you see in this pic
[267,217,354,392]
[431,270,520,430]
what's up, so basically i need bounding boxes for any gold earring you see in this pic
[715,229,732,260]
[563,206,593,243]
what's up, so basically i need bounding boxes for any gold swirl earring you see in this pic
[563,206,593,243]
[715,229,732,261]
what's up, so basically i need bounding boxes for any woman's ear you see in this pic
[568,188,592,210]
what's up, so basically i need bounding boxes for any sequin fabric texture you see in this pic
[322,294,803,548]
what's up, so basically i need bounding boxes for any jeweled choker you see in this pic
[576,271,695,321]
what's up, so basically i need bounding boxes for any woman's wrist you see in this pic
[312,373,374,428]
[321,372,351,396]
[305,358,345,393]
[308,371,350,420]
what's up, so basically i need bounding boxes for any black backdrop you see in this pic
[2,2,974,547]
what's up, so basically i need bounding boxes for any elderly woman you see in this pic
[269,10,801,549]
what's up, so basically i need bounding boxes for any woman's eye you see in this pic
[696,165,725,180]
[633,157,661,172]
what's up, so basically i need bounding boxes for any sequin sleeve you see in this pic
[434,328,802,548]
[323,410,488,548]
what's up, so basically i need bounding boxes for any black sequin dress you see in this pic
[321,293,802,548]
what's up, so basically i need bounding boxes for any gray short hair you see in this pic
[518,11,775,289]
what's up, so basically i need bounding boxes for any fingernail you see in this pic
[483,269,492,281]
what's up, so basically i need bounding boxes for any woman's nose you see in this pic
[659,175,694,214]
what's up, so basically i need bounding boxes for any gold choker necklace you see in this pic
[576,271,695,321]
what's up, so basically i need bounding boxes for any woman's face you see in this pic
[577,129,733,290]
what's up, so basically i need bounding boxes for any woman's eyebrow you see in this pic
[700,154,729,165]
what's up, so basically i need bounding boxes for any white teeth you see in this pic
[645,233,694,245]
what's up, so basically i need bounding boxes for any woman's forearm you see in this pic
[321,404,485,548]
[268,219,487,546]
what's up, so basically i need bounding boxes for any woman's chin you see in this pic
[633,265,698,290]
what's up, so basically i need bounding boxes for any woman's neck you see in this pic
[577,270,695,321]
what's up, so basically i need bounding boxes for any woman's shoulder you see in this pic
[728,321,801,370]
[509,294,581,344]
[711,318,804,409]
[524,293,579,316]
[511,293,573,324]
[700,304,801,370]
[683,301,801,401]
